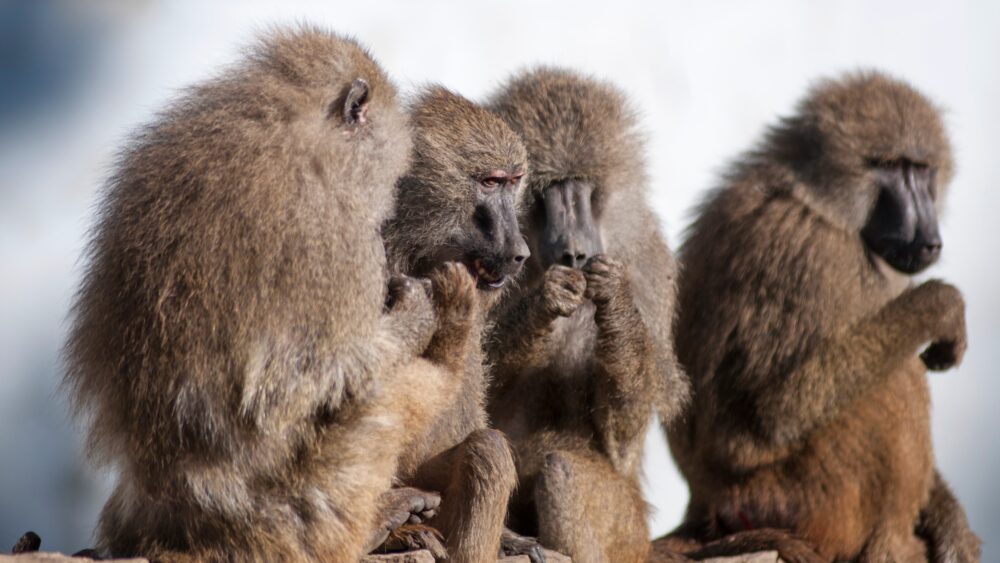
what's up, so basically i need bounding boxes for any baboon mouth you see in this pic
[465,259,508,290]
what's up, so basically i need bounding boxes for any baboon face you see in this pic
[408,161,529,293]
[463,167,530,289]
[393,87,530,297]
[530,179,604,270]
[861,157,941,273]
[487,68,646,278]
[792,72,953,275]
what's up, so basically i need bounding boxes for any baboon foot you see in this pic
[500,528,546,563]
[367,487,441,552]
[379,523,447,560]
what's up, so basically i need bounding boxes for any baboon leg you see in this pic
[535,449,648,563]
[916,470,981,563]
[646,541,695,563]
[651,522,826,563]
[414,428,517,563]
[858,530,926,562]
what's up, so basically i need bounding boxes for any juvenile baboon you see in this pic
[665,71,981,562]
[382,86,540,563]
[482,67,688,563]
[64,27,476,562]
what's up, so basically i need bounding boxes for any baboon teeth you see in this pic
[472,258,494,280]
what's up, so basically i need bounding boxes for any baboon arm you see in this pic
[240,301,434,427]
[916,470,981,563]
[751,281,961,455]
[487,291,560,374]
[592,289,655,475]
[328,303,436,404]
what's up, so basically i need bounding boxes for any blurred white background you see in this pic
[1,0,997,557]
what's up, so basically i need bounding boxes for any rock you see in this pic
[0,555,145,562]
[498,548,572,562]
[361,550,436,563]
[10,533,41,554]
[702,551,781,563]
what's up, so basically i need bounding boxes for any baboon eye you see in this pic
[510,174,523,187]
[866,157,901,169]
[481,177,504,188]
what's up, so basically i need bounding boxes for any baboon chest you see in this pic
[513,306,600,435]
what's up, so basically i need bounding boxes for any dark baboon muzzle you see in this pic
[538,180,604,270]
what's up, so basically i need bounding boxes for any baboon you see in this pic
[482,67,687,563]
[665,71,981,562]
[382,86,541,563]
[64,27,476,562]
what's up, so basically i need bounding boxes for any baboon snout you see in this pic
[862,158,942,274]
[510,235,530,267]
[539,181,603,270]
[555,237,593,269]
[917,232,942,264]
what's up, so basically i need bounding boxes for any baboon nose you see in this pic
[560,251,588,269]
[510,236,530,267]
[920,240,942,262]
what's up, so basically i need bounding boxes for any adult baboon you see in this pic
[665,71,980,562]
[483,67,687,563]
[64,27,474,562]
[383,86,541,563]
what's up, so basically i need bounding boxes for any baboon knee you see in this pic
[462,428,516,496]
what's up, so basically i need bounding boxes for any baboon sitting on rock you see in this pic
[485,67,688,563]
[383,85,544,563]
[64,27,474,562]
[664,71,980,562]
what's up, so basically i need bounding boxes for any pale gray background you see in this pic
[1,0,997,557]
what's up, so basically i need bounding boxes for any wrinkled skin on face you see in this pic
[461,168,531,290]
[861,158,942,274]
[529,179,604,271]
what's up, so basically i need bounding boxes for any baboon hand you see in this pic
[911,280,966,371]
[386,274,436,354]
[542,265,586,317]
[423,262,477,367]
[583,254,627,304]
[366,487,441,553]
[387,274,433,311]
[430,262,478,329]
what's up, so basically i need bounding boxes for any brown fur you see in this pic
[666,71,980,562]
[63,27,473,562]
[484,68,689,563]
[383,86,529,563]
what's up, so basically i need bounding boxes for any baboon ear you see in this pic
[342,78,369,126]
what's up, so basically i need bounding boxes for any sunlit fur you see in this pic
[64,27,465,562]
[486,68,689,563]
[666,70,980,562]
[384,87,530,563]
